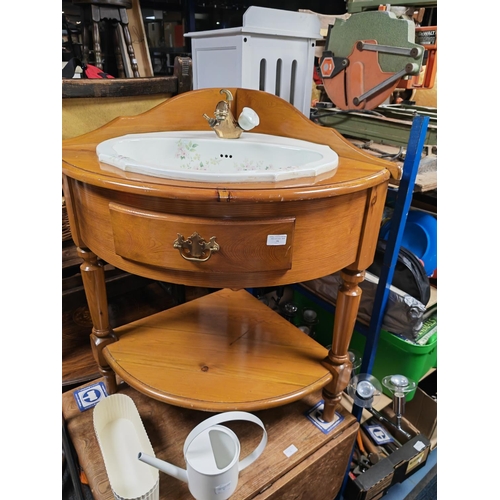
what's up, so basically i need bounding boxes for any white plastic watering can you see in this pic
[138,411,267,500]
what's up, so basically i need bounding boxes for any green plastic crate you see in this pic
[349,328,437,401]
[293,287,437,402]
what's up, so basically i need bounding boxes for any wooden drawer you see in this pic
[109,202,295,273]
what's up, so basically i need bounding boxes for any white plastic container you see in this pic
[93,394,159,500]
[185,6,321,116]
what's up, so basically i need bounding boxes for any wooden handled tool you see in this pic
[360,427,381,463]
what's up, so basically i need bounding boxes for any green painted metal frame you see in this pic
[312,105,437,147]
[347,0,437,13]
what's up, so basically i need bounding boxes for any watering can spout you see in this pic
[138,452,189,483]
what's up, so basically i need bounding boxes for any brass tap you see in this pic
[203,89,259,139]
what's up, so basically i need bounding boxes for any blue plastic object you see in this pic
[336,114,431,500]
[380,210,437,276]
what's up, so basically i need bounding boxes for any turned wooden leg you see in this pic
[113,22,126,78]
[81,22,90,65]
[321,268,365,421]
[91,6,103,70]
[121,22,140,77]
[78,247,118,394]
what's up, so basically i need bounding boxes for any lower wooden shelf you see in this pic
[104,288,333,411]
[62,379,358,500]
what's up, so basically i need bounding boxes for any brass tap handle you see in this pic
[203,113,217,127]
[220,89,233,102]
[173,232,220,262]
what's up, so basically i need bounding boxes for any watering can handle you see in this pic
[183,411,267,472]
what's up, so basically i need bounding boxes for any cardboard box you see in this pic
[344,371,435,499]
[404,369,437,448]
[344,433,431,500]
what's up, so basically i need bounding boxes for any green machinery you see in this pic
[316,2,437,148]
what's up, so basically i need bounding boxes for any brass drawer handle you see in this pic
[173,232,220,262]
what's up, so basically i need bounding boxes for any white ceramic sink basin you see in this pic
[96,131,339,182]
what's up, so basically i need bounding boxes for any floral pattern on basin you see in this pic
[236,159,287,172]
[176,140,222,170]
[175,139,282,172]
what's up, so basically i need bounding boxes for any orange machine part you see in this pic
[397,26,437,91]
[322,40,403,111]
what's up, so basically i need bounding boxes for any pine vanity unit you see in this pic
[62,88,399,423]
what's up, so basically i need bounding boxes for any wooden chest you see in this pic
[63,380,358,500]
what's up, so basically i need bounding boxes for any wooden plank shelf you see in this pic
[62,76,178,99]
